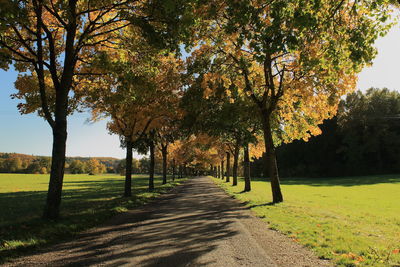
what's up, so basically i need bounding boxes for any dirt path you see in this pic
[5,176,332,267]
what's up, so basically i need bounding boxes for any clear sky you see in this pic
[1,24,400,159]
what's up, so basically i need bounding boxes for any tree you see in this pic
[69,160,86,174]
[192,0,392,203]
[86,159,106,175]
[0,0,138,219]
[339,88,400,174]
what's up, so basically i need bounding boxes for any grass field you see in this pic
[0,173,185,262]
[213,175,400,267]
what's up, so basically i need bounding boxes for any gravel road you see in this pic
[5,176,332,267]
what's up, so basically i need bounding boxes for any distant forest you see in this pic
[0,153,164,175]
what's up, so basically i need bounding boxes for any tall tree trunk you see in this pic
[161,145,167,185]
[149,140,155,191]
[232,139,240,186]
[43,115,67,219]
[226,152,231,183]
[243,143,251,192]
[124,140,133,197]
[221,160,224,180]
[262,116,283,203]
[217,165,221,178]
[172,159,176,181]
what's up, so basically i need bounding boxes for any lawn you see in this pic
[0,173,185,262]
[213,175,400,267]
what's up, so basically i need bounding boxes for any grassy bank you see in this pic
[0,173,185,262]
[213,175,400,267]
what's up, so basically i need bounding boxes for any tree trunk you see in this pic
[172,159,176,181]
[149,140,155,191]
[262,116,283,203]
[217,165,221,178]
[43,117,67,219]
[124,140,133,197]
[221,160,224,180]
[161,145,167,185]
[226,152,231,183]
[243,143,251,192]
[232,139,240,186]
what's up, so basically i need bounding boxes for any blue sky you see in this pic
[1,25,400,159]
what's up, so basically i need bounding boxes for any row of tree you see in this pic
[1,0,397,219]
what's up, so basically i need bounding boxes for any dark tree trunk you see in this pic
[221,160,224,180]
[161,145,167,185]
[40,0,78,220]
[149,140,155,191]
[226,152,231,183]
[262,116,283,203]
[217,165,221,178]
[124,140,133,197]
[232,139,240,186]
[43,115,67,220]
[172,159,176,181]
[243,143,251,192]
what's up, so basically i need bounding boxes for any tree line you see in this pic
[0,153,109,174]
[0,153,178,175]
[0,0,397,219]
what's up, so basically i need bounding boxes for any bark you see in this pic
[161,145,168,185]
[149,140,155,191]
[232,139,240,186]
[42,116,67,219]
[172,159,176,181]
[217,165,221,178]
[243,143,251,192]
[262,116,283,203]
[226,152,231,183]
[124,140,133,197]
[221,160,224,180]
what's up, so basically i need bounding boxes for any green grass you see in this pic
[213,175,400,267]
[0,173,186,262]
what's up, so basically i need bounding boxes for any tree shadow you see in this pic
[245,174,400,187]
[0,175,185,262]
[5,178,248,266]
[247,202,275,209]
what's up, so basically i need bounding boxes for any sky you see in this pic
[1,25,400,159]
